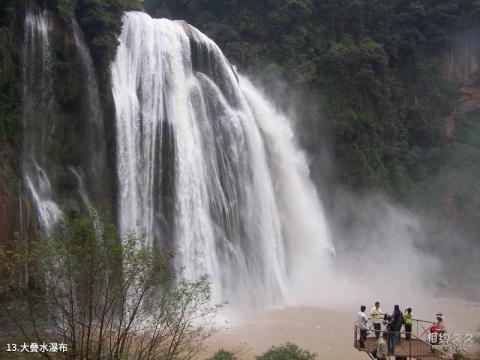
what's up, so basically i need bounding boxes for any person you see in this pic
[391,305,404,344]
[376,332,389,359]
[404,307,413,340]
[371,301,384,339]
[429,312,446,346]
[428,313,445,349]
[385,315,395,354]
[435,313,445,332]
[357,305,369,348]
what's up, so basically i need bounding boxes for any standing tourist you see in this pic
[386,315,395,354]
[404,307,413,340]
[376,332,389,359]
[371,301,384,339]
[358,305,369,348]
[435,313,445,332]
[391,305,404,344]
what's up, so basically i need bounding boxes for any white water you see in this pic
[22,9,108,234]
[112,12,333,308]
[22,7,60,234]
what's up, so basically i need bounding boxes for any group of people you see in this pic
[356,302,446,359]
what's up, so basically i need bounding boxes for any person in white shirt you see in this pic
[376,332,389,359]
[357,305,369,348]
[371,301,384,339]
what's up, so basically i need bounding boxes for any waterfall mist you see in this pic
[241,79,444,311]
[111,11,333,309]
[325,191,440,307]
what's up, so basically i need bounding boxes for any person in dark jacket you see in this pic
[385,315,395,354]
[391,305,404,344]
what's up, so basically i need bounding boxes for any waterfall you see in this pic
[70,167,92,209]
[111,11,333,307]
[72,19,107,192]
[22,6,60,234]
[21,5,109,233]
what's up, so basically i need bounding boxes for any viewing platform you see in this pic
[354,319,455,359]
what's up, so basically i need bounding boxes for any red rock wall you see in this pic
[442,37,480,137]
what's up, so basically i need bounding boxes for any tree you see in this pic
[0,214,219,359]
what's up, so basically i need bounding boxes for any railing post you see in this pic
[354,324,356,348]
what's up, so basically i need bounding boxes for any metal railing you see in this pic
[353,318,455,359]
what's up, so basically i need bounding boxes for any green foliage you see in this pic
[256,343,316,360]
[208,349,238,360]
[57,0,78,19]
[41,0,142,68]
[1,0,477,234]
[144,0,473,198]
[0,9,19,143]
[0,214,219,359]
[75,0,125,67]
[409,109,480,234]
[0,0,16,27]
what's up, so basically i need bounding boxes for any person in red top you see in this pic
[434,313,445,331]
[429,313,446,346]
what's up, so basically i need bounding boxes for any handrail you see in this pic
[353,318,455,360]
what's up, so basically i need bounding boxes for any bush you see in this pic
[256,343,316,360]
[0,213,219,359]
[208,349,237,360]
[76,0,143,67]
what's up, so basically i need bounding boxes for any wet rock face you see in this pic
[443,113,455,138]
[455,40,480,114]
[442,37,480,136]
[0,147,16,247]
[0,188,12,246]
[441,190,459,220]
[447,38,480,108]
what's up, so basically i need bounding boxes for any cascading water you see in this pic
[111,11,333,307]
[22,5,109,232]
[72,19,107,194]
[22,6,60,234]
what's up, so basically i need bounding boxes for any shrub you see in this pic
[0,213,219,359]
[208,349,237,360]
[256,343,317,360]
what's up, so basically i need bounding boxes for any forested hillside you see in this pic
[143,1,473,188]
[143,0,480,239]
[1,2,480,354]
[2,0,480,239]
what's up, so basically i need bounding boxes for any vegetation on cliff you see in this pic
[40,0,142,67]
[143,0,480,201]
[0,215,219,359]
[207,343,318,360]
[0,0,20,144]
[1,0,480,259]
[2,0,480,205]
